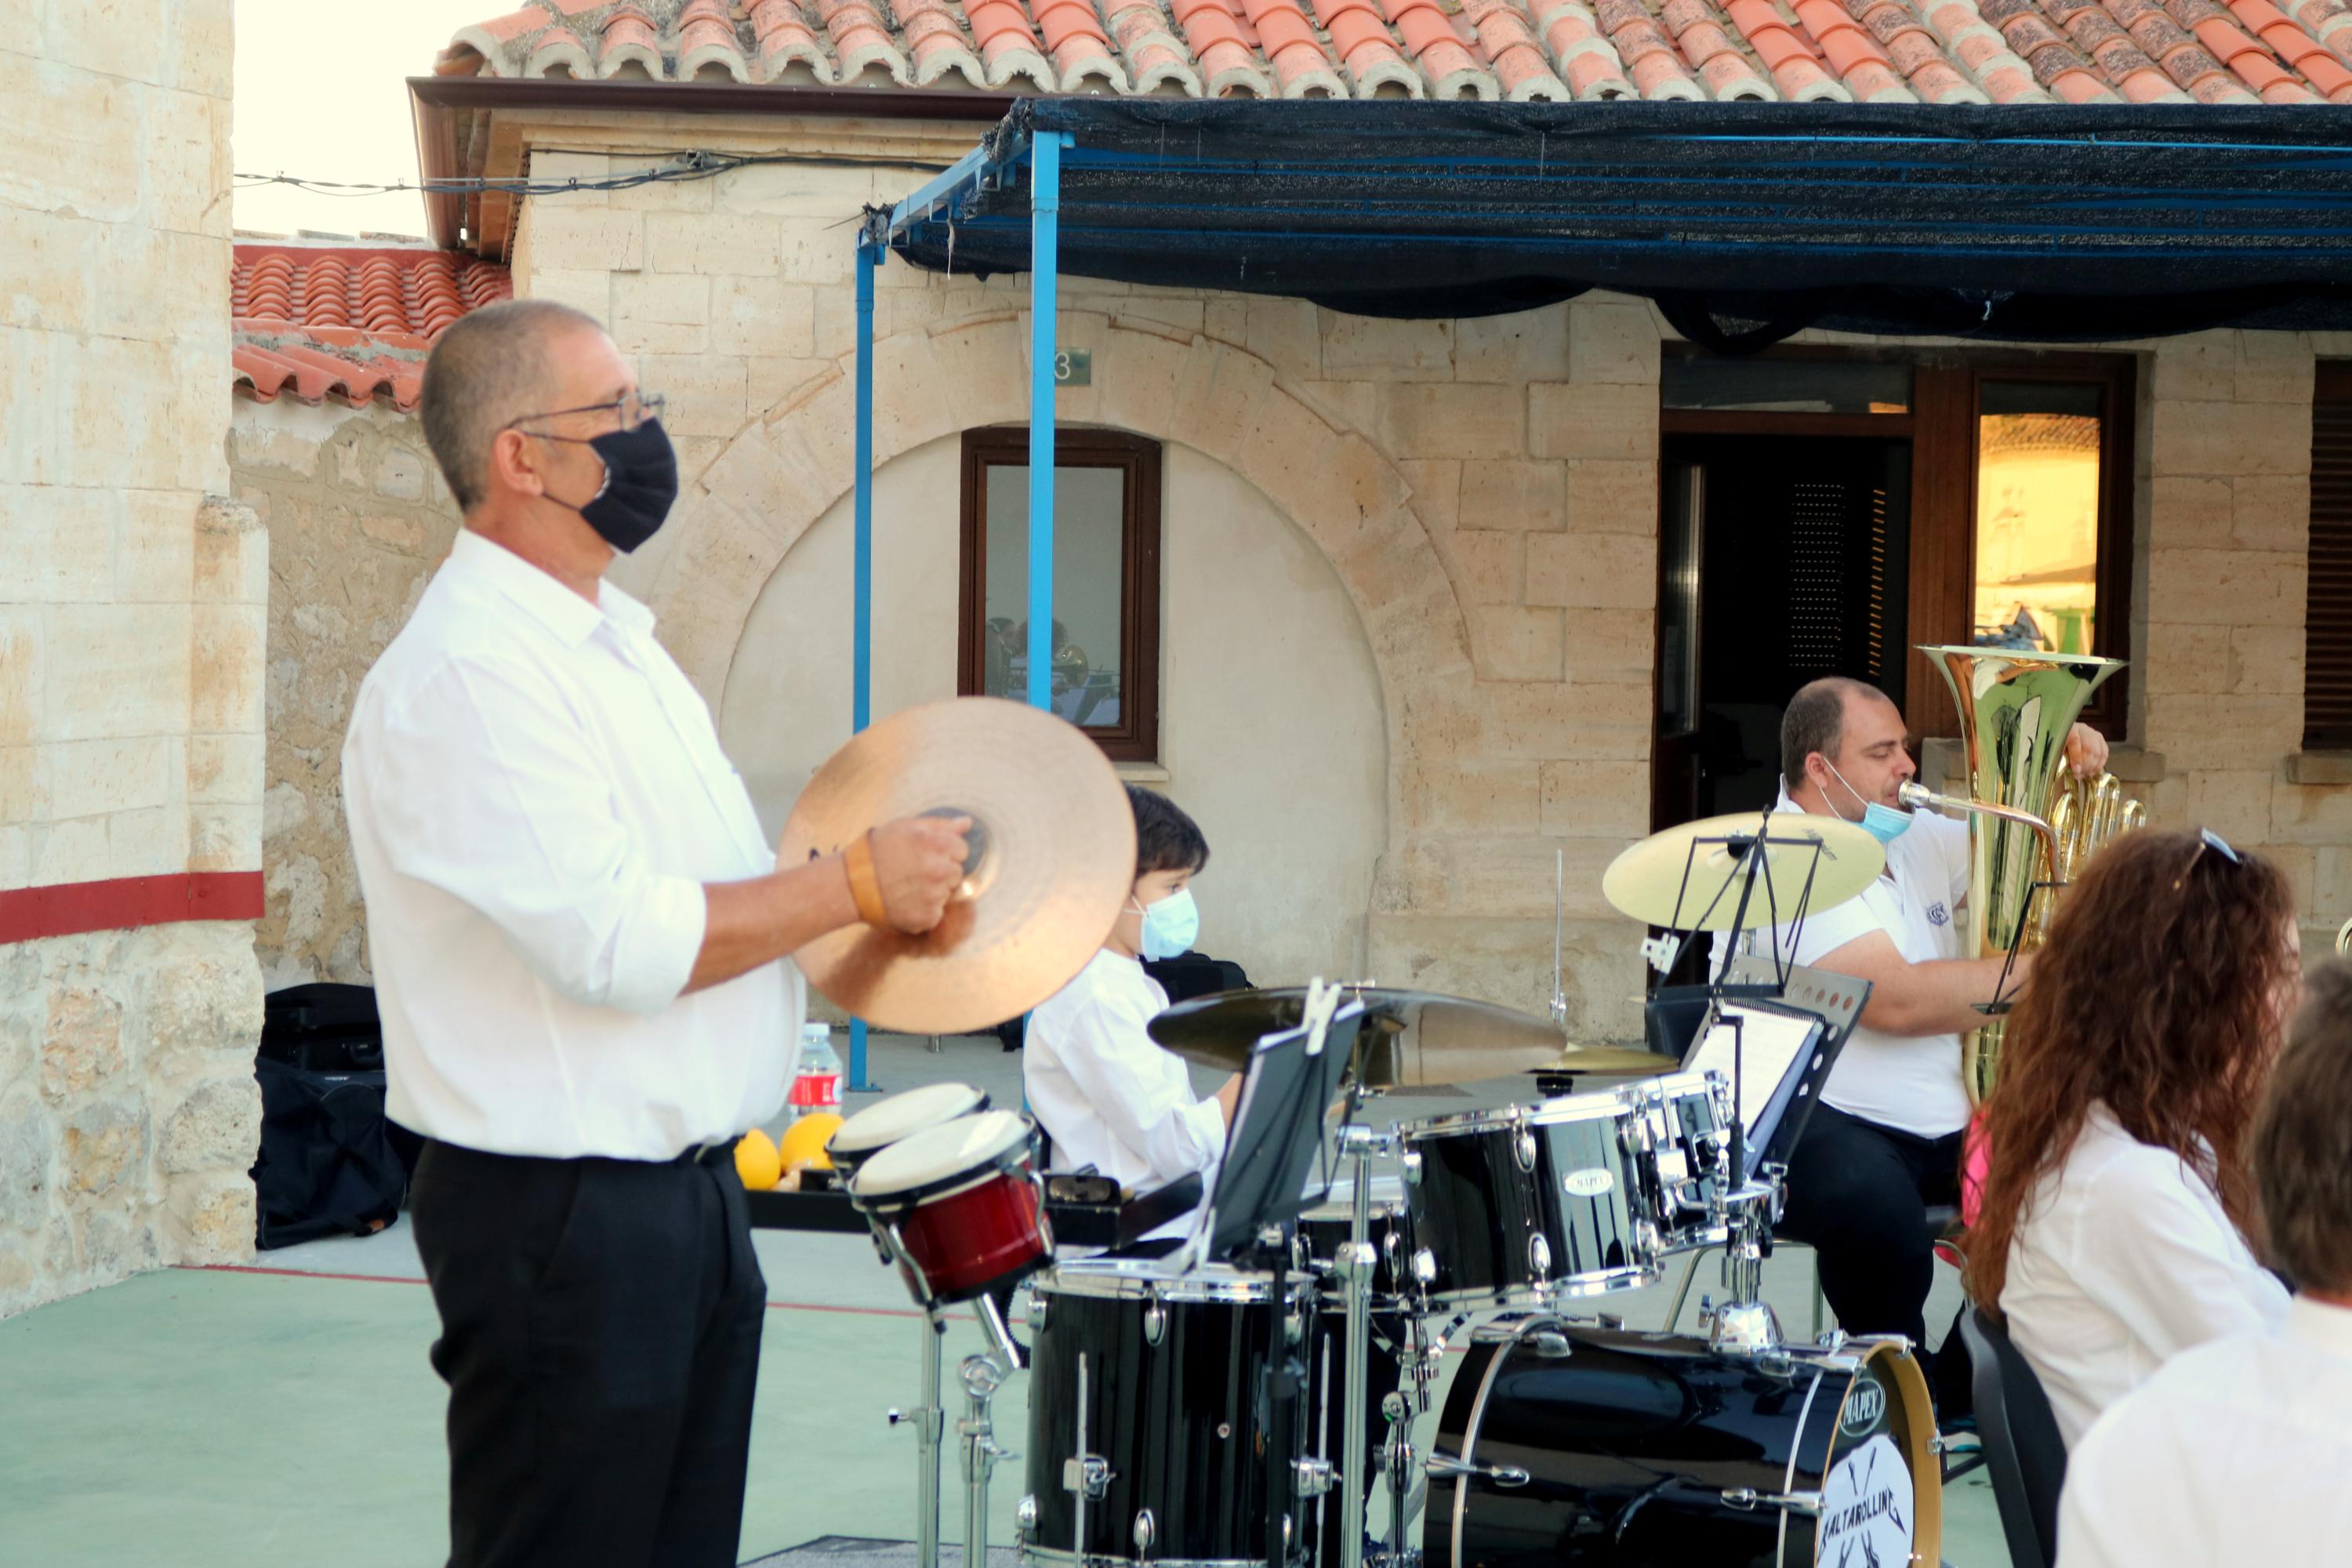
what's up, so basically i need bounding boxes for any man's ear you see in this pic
[487,427,542,499]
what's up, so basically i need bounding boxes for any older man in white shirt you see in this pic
[344,299,969,1568]
[2057,964,2352,1567]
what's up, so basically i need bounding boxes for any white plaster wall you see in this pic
[717,437,1388,989]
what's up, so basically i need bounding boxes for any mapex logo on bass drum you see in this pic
[1840,1381,1887,1438]
[1562,1168,1616,1198]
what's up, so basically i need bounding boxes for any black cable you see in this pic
[233,149,951,199]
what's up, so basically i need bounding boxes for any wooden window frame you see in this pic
[1657,347,2137,742]
[2306,361,2352,752]
[956,427,1163,764]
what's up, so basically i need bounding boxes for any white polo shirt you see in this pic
[343,529,803,1162]
[1717,790,1973,1138]
[1024,949,1225,1199]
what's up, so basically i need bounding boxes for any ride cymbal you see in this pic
[778,697,1134,1035]
[1149,986,1569,1089]
[1526,1044,1685,1076]
[1602,810,1883,933]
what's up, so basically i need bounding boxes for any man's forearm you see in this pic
[1864,954,2021,1036]
[684,854,861,994]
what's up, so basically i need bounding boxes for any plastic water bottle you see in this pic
[787,1022,843,1120]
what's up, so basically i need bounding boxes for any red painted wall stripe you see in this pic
[0,871,265,946]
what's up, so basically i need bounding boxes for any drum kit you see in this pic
[780,699,1945,1568]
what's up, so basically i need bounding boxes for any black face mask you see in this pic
[549,417,678,553]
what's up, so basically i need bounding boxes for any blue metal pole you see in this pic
[1025,134,1066,713]
[849,239,877,1092]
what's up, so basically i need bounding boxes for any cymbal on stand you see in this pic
[1603,811,1882,932]
[778,697,1135,1036]
[1150,986,1569,1088]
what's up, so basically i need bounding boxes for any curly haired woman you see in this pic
[1964,828,2299,1446]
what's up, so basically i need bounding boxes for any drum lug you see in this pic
[1287,1305,1308,1347]
[1062,1454,1112,1502]
[1028,1286,1050,1334]
[1816,1327,1848,1353]
[1294,1457,1337,1498]
[1411,1247,1438,1286]
[1015,1494,1039,1535]
[1528,1231,1552,1280]
[1142,1294,1167,1347]
[1632,1218,1662,1265]
[1131,1508,1156,1555]
[1400,1149,1423,1185]
[1513,1128,1538,1174]
[1719,1486,1822,1518]
[1526,1329,1572,1359]
[1427,1450,1530,1489]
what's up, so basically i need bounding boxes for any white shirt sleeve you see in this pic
[356,655,708,1018]
[1036,989,1225,1187]
[2067,1152,2289,1367]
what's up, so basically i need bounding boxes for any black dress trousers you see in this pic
[408,1138,768,1568]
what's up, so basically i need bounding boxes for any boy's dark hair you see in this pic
[2256,960,2352,1297]
[1129,785,1209,877]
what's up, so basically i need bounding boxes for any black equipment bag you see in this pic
[993,949,1254,1051]
[251,983,421,1249]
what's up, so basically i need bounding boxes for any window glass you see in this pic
[1973,382,2103,653]
[981,463,1127,728]
[1663,359,1912,415]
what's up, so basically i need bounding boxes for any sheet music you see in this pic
[1686,1003,1818,1134]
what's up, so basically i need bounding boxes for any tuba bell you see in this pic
[1917,645,2143,1105]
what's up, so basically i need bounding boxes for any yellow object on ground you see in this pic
[779,1112,844,1171]
[734,1128,782,1191]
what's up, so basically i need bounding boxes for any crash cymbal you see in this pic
[1526,1044,1686,1077]
[1149,986,1569,1089]
[1602,810,1883,932]
[779,697,1134,1035]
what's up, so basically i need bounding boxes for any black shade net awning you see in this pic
[869,97,2352,349]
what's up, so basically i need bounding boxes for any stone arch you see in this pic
[640,309,1475,858]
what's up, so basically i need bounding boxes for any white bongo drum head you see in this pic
[851,1109,1031,1200]
[829,1081,988,1159]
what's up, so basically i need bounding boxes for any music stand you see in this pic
[1701,957,1874,1168]
[1198,1001,1363,1267]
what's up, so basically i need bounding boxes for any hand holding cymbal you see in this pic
[865,814,975,934]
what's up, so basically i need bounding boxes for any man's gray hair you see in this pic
[1780,676,1891,793]
[419,299,602,514]
[2256,960,2352,1296]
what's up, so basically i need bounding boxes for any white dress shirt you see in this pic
[343,529,802,1161]
[1715,790,1973,1137]
[2002,1103,2288,1447]
[2057,1297,2352,1567]
[1024,949,1225,1198]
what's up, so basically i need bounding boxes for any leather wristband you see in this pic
[844,829,889,926]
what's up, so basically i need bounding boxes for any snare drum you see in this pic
[1020,1258,1316,1567]
[1636,1069,1737,1252]
[826,1080,989,1181]
[1399,1089,1661,1309]
[849,1110,1050,1306]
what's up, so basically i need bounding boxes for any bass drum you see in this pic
[1428,1319,1940,1568]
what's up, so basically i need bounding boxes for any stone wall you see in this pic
[1,1,264,1316]
[227,401,462,985]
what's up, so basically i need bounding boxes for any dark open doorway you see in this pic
[1653,434,1912,832]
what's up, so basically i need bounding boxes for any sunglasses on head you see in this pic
[2175,827,2241,889]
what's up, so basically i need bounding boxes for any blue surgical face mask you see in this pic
[1825,760,1912,847]
[1131,887,1200,962]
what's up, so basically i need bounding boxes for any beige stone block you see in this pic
[43,0,172,85]
[1476,680,1653,761]
[1526,532,1654,612]
[165,1169,256,1265]
[1531,382,1658,462]
[2235,332,2313,405]
[2140,622,2233,696]
[637,354,750,440]
[2269,776,2352,847]
[1433,529,1523,608]
[525,151,612,204]
[1402,758,1544,835]
[523,267,613,321]
[869,332,956,456]
[2230,624,2305,696]
[1569,302,1661,387]
[1361,578,1474,684]
[2149,397,2311,479]
[1461,460,1566,532]
[611,272,711,353]
[746,355,833,419]
[109,803,191,878]
[0,204,96,335]
[0,54,143,224]
[2233,474,2310,553]
[42,987,125,1103]
[2313,842,2352,914]
[1114,298,1206,336]
[191,603,266,734]
[1470,607,1567,682]
[1319,312,1452,381]
[2149,332,2236,404]
[116,489,195,603]
[1243,298,1322,380]
[31,816,109,884]
[187,801,260,873]
[1566,459,1659,537]
[0,744,43,824]
[2143,547,2303,628]
[1396,459,1461,534]
[1229,383,1346,512]
[187,734,260,806]
[716,276,815,358]
[522,207,644,272]
[2144,692,2300,773]
[373,445,429,503]
[43,603,191,742]
[0,608,43,747]
[1385,835,1628,920]
[1170,338,1278,463]
[1364,913,1641,1036]
[1374,383,1525,460]
[144,84,230,237]
[2163,768,2275,846]
[1397,674,1483,759]
[1563,608,1656,687]
[1294,379,1377,433]
[158,1076,260,1176]
[926,314,1029,427]
[2148,475,2235,550]
[45,737,176,822]
[1456,307,1569,383]
[64,1097,149,1196]
[724,162,875,216]
[0,485,114,602]
[651,212,782,277]
[0,822,29,886]
[779,227,855,286]
[608,166,718,212]
[1541,759,1652,839]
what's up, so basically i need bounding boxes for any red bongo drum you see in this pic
[848,1109,1051,1307]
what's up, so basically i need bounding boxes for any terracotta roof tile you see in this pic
[230,244,510,413]
[438,0,2352,106]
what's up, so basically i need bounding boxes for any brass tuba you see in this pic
[1918,646,2142,1105]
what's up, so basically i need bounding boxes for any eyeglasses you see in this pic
[2175,826,2242,889]
[503,390,666,440]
